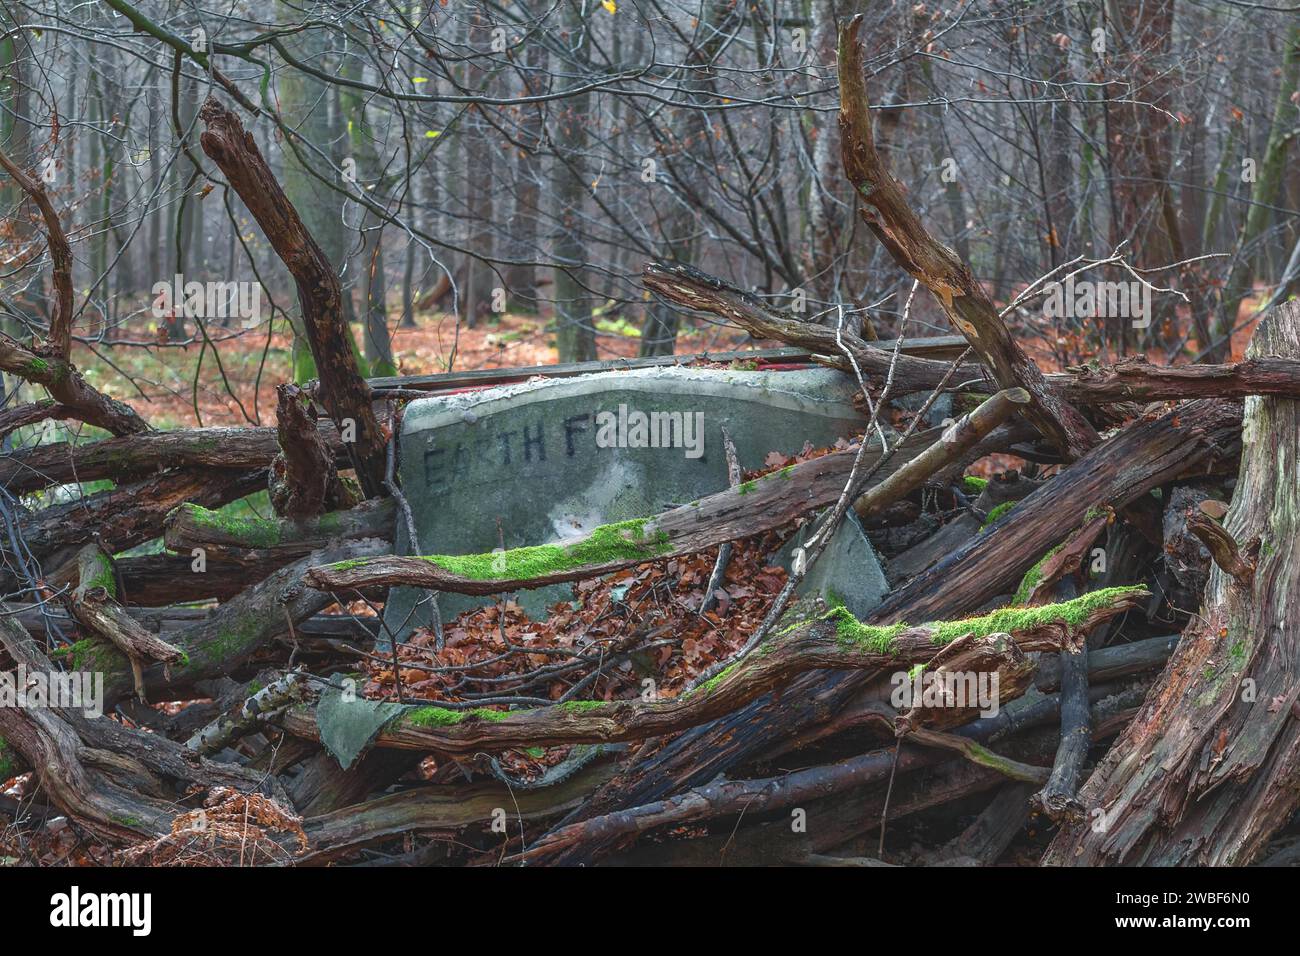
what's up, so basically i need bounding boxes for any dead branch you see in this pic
[836,15,1097,460]
[197,98,387,496]
[269,384,358,518]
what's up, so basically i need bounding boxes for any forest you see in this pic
[0,0,1298,887]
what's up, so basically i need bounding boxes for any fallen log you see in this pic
[164,497,394,566]
[298,760,618,865]
[63,544,185,702]
[0,617,280,844]
[59,538,390,709]
[0,422,344,497]
[9,468,266,591]
[521,682,1150,866]
[279,589,1141,757]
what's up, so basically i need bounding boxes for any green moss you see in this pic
[979,501,1016,531]
[85,552,116,598]
[827,606,908,653]
[406,705,515,728]
[698,662,738,695]
[24,357,49,375]
[825,588,847,610]
[781,465,794,479]
[737,480,757,495]
[924,587,1144,645]
[53,638,122,672]
[961,475,988,495]
[179,503,282,548]
[560,700,607,714]
[381,518,672,582]
[1012,544,1063,605]
[468,707,512,722]
[0,736,12,780]
[824,587,1144,652]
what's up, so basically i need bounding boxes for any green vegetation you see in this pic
[53,638,123,672]
[924,587,1144,645]
[406,705,516,728]
[737,480,757,495]
[979,501,1016,530]
[1012,544,1063,605]
[0,737,12,780]
[84,551,117,598]
[961,475,988,495]
[178,503,282,548]
[560,700,607,714]
[336,518,673,582]
[826,587,1144,653]
[697,662,739,695]
[827,608,908,653]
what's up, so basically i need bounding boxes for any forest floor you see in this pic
[64,308,754,431]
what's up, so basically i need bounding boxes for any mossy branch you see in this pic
[280,588,1146,756]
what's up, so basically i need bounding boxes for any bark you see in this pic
[65,538,390,710]
[280,590,1139,758]
[1045,302,1300,865]
[0,422,343,497]
[268,383,358,517]
[9,468,265,587]
[0,617,281,844]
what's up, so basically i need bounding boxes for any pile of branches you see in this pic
[3,19,1299,867]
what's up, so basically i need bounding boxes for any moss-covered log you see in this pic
[280,589,1142,757]
[164,497,394,565]
[0,617,278,844]
[13,469,266,578]
[546,399,1239,862]
[59,538,389,709]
